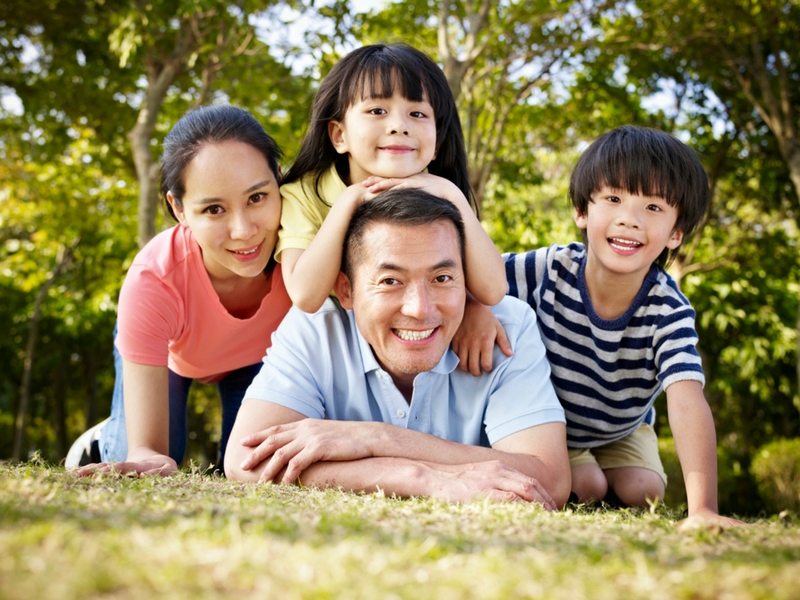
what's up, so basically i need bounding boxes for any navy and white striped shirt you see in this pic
[504,243,704,449]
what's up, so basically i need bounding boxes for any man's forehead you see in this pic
[359,220,462,266]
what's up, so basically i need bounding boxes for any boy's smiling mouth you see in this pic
[608,237,643,252]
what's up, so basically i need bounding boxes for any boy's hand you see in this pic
[677,510,749,531]
[451,295,513,376]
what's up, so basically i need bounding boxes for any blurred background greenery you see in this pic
[1,0,798,515]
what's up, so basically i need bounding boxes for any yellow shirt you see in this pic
[276,165,347,263]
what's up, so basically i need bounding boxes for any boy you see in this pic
[503,125,739,524]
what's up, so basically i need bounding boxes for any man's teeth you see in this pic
[395,328,435,341]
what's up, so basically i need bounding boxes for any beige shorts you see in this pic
[568,423,667,486]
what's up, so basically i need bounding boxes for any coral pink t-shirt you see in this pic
[115,226,292,383]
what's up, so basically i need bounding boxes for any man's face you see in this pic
[335,220,466,392]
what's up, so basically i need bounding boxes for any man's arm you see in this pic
[667,380,744,525]
[225,400,564,507]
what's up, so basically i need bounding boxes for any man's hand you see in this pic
[239,419,377,483]
[71,454,178,477]
[421,460,557,509]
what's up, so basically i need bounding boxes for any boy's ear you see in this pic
[166,191,187,226]
[334,271,354,309]
[328,121,349,155]
[666,228,684,249]
[573,208,588,230]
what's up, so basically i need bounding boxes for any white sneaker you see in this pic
[65,418,109,468]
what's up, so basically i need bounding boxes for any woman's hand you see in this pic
[71,453,178,477]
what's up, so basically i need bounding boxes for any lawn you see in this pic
[1,461,798,599]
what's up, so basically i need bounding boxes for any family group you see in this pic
[66,42,742,526]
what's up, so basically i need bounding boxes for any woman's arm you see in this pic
[73,360,177,476]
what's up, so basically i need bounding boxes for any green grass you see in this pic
[1,461,798,599]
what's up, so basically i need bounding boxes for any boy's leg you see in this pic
[594,423,667,508]
[568,449,608,502]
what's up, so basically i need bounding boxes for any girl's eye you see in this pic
[204,205,224,215]
[410,110,427,118]
[647,204,663,212]
[607,196,620,203]
[368,108,387,115]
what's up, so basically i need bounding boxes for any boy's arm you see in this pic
[281,184,370,313]
[666,380,745,525]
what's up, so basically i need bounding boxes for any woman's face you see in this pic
[167,140,281,285]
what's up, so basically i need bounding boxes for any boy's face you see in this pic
[575,186,683,282]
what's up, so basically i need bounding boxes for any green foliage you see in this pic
[751,438,800,513]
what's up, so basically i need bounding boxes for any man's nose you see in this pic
[401,282,435,319]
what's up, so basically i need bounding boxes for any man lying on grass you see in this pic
[226,188,570,508]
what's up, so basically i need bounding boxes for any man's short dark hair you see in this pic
[342,188,466,282]
[569,125,710,267]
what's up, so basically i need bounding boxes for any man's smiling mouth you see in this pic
[394,328,435,341]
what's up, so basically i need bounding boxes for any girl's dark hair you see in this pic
[160,105,283,221]
[569,125,710,267]
[282,43,477,215]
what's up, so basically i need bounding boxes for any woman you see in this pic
[67,105,292,475]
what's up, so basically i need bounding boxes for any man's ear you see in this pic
[328,121,349,155]
[334,271,354,309]
[574,208,588,230]
[166,191,187,226]
[666,228,684,249]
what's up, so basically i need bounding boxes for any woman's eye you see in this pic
[204,205,223,215]
[249,192,266,204]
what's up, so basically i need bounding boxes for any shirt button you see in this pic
[396,409,406,418]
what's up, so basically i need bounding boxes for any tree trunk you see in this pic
[12,242,76,461]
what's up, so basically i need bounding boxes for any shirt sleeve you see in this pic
[115,265,182,366]
[483,299,566,445]
[276,178,329,262]
[242,306,329,419]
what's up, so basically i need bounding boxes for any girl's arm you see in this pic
[281,183,371,313]
[74,360,178,477]
[365,174,507,306]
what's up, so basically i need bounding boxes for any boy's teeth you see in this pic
[395,328,435,341]
[609,238,642,249]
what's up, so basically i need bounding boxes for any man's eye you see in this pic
[380,277,399,285]
[434,274,452,283]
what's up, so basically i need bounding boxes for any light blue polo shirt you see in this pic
[244,296,565,447]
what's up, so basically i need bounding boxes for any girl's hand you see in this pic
[451,295,513,376]
[71,454,178,477]
[362,173,464,205]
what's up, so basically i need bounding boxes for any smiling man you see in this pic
[225,188,569,508]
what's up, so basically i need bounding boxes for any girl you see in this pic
[276,43,507,315]
[67,105,292,476]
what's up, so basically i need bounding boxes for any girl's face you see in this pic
[328,92,438,185]
[167,140,281,285]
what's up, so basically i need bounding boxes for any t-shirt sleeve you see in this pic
[115,265,182,366]
[503,247,549,310]
[483,300,566,445]
[654,303,706,390]
[242,307,328,419]
[275,179,327,262]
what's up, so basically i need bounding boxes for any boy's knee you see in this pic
[570,463,608,503]
[606,467,665,508]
